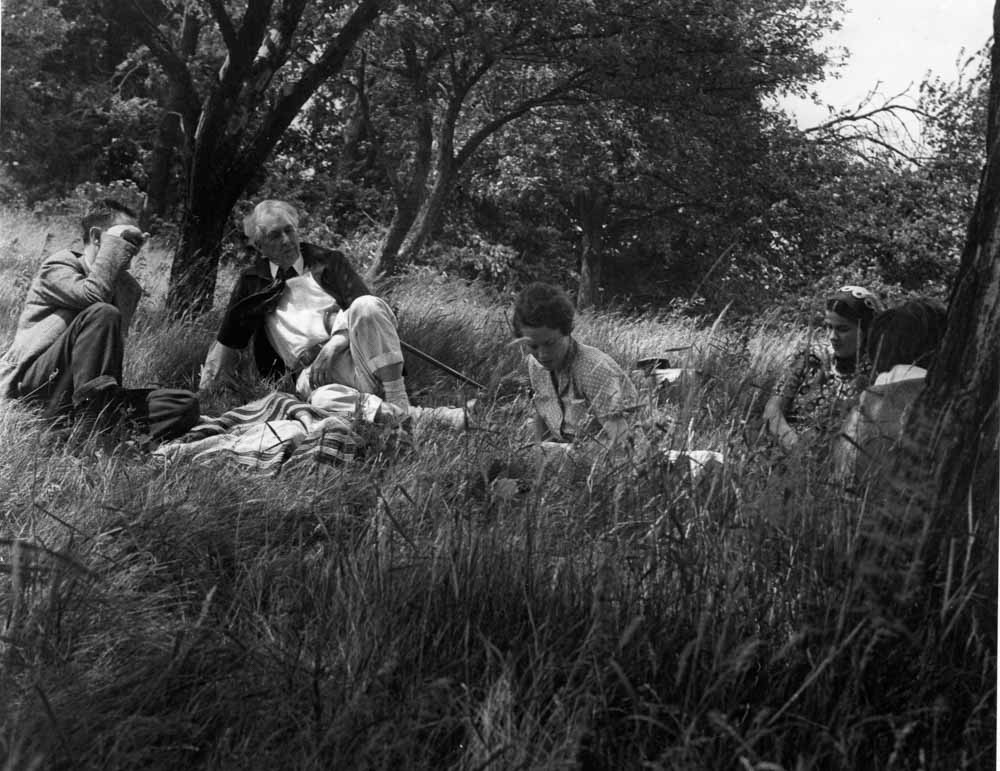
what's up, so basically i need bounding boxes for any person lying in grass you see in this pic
[0,198,198,445]
[512,282,638,459]
[764,284,884,452]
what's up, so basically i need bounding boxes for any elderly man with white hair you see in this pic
[199,200,413,410]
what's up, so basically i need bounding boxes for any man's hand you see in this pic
[106,224,149,248]
[309,332,350,389]
[199,341,239,395]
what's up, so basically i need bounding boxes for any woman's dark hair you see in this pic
[825,286,883,335]
[512,282,575,336]
[81,199,138,244]
[865,298,948,374]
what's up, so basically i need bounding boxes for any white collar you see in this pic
[873,364,927,387]
[269,256,305,278]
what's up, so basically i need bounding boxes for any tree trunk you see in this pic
[143,99,186,224]
[365,40,435,279]
[166,194,234,315]
[394,95,461,268]
[157,0,381,318]
[370,197,421,279]
[575,188,608,310]
[142,7,200,226]
[396,159,454,267]
[872,4,999,626]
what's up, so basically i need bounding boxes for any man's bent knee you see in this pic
[76,302,122,328]
[348,295,395,321]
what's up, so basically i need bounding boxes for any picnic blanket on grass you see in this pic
[153,391,368,473]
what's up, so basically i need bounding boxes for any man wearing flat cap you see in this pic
[199,200,413,409]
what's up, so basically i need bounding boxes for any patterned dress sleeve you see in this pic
[774,348,822,421]
[574,346,639,435]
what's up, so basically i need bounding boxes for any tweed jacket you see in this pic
[215,242,370,379]
[0,234,142,398]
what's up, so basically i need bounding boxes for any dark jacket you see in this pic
[216,242,369,379]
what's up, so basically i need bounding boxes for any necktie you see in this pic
[277,266,297,282]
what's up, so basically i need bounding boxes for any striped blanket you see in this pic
[153,392,367,473]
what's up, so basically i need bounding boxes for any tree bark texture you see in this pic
[155,0,382,316]
[393,95,461,269]
[869,4,999,628]
[575,189,608,310]
[366,42,434,279]
[143,8,201,225]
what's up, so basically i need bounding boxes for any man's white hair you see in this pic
[243,200,300,244]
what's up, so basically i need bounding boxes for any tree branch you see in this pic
[204,0,237,54]
[455,70,589,168]
[236,0,383,188]
[122,0,201,115]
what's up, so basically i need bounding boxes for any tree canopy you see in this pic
[0,0,988,314]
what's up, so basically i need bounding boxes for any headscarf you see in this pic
[825,285,884,332]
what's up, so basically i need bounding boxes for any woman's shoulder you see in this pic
[574,340,626,372]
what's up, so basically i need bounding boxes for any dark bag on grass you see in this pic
[123,387,200,444]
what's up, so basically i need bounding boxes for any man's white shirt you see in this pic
[264,257,348,370]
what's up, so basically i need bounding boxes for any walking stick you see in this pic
[400,339,486,391]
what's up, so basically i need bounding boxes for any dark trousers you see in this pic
[17,303,124,417]
[16,303,200,444]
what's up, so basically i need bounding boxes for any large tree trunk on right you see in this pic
[867,4,999,633]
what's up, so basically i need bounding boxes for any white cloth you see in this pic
[308,383,385,422]
[664,450,724,481]
[873,364,927,387]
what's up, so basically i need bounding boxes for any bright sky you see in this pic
[782,0,993,130]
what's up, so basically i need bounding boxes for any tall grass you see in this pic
[0,208,994,769]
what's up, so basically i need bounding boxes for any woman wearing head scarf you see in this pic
[764,285,884,451]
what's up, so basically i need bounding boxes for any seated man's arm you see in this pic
[200,268,264,392]
[199,341,240,391]
[307,330,350,389]
[34,227,143,310]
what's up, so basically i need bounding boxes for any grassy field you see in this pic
[0,206,995,770]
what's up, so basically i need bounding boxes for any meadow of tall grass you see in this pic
[0,205,994,769]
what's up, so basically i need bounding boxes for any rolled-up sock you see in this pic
[382,377,411,409]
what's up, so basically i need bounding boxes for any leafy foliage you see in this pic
[0,0,988,313]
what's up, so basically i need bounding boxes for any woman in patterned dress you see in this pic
[764,285,884,451]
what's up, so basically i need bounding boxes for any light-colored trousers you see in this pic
[296,295,403,399]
